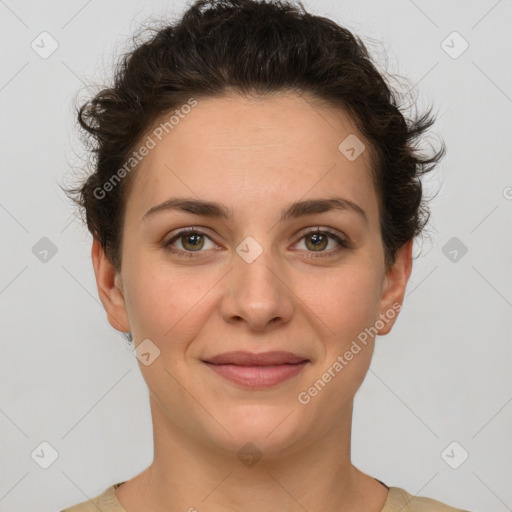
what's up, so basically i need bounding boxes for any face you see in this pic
[92,92,412,457]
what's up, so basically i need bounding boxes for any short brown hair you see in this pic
[64,0,446,272]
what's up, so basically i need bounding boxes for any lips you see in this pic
[202,351,309,366]
[202,351,309,388]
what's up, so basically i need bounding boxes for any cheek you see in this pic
[297,263,382,342]
[297,267,380,411]
[124,259,221,342]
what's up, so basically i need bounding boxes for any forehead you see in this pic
[127,92,378,222]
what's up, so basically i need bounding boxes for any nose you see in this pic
[220,247,294,332]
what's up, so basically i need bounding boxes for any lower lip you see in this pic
[203,361,308,388]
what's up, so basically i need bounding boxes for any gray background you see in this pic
[1,1,511,511]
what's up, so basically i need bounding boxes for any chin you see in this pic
[207,405,308,457]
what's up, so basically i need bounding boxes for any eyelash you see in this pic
[164,227,351,259]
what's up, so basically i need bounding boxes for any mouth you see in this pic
[201,351,310,389]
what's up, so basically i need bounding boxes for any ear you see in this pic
[377,238,413,336]
[91,238,131,333]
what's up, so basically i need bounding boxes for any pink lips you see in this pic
[202,351,309,388]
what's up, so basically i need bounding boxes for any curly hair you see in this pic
[64,0,445,273]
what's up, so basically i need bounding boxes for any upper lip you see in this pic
[202,351,309,366]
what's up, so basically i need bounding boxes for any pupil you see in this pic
[309,233,326,251]
[311,234,322,245]
[185,233,203,249]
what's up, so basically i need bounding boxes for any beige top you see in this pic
[61,481,470,511]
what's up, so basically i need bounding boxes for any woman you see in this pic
[61,0,468,510]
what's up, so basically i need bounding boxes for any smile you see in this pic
[202,361,309,388]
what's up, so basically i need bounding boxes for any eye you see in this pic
[164,227,217,257]
[164,226,351,259]
[293,227,351,258]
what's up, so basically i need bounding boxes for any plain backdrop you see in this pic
[1,1,511,511]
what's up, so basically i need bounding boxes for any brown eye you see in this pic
[180,232,205,251]
[295,228,351,258]
[164,226,350,259]
[304,232,329,252]
[165,228,216,257]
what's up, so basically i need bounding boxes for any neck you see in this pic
[116,396,388,512]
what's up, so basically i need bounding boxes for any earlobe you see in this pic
[377,239,413,336]
[91,238,131,333]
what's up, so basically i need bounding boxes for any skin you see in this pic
[92,92,412,512]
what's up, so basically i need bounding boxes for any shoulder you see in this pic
[384,487,471,512]
[60,482,126,512]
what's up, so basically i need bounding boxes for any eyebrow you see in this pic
[142,196,368,225]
